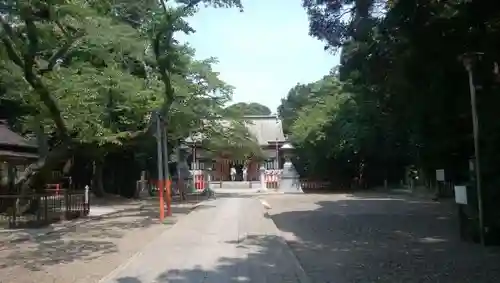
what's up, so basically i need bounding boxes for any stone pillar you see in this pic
[205,168,212,191]
[259,165,267,192]
[177,145,191,198]
[278,143,303,193]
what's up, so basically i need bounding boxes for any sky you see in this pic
[176,0,340,113]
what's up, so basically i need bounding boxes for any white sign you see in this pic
[436,169,445,182]
[454,185,468,204]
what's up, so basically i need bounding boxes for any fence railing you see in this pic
[300,180,332,190]
[0,189,89,229]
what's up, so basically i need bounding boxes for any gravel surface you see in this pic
[100,198,309,283]
[0,201,197,283]
[266,193,500,283]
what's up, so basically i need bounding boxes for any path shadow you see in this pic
[112,235,302,283]
[96,193,500,283]
[267,193,500,283]
[0,199,197,272]
[116,277,142,283]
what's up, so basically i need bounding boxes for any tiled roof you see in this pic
[0,120,37,148]
[0,149,38,160]
[243,115,285,145]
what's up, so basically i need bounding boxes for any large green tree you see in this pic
[224,102,272,116]
[0,0,243,198]
[281,0,500,193]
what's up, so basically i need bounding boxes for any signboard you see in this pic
[436,169,445,182]
[454,185,468,204]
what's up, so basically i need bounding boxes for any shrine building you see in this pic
[186,115,286,181]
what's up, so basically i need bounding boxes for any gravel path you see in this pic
[266,193,500,283]
[100,198,309,283]
[0,201,197,283]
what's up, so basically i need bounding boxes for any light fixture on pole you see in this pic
[460,52,485,246]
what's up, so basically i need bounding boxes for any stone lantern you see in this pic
[177,143,191,180]
[278,142,302,193]
[258,165,267,192]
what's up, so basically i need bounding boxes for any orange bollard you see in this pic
[165,179,172,216]
[158,179,164,221]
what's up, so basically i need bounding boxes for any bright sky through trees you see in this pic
[176,0,339,112]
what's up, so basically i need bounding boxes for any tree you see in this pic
[282,0,500,194]
[201,119,264,161]
[0,0,243,199]
[224,102,271,116]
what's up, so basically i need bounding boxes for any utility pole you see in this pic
[461,52,485,246]
[155,111,165,221]
[161,115,172,216]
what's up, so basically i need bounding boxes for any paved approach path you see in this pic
[100,197,309,283]
[266,193,500,283]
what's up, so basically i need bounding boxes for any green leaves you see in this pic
[201,120,263,161]
[224,102,272,116]
[1,0,243,148]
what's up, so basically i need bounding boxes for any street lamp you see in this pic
[460,52,485,246]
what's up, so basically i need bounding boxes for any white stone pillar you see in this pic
[259,165,267,192]
[278,143,303,193]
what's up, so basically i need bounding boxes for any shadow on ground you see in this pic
[102,193,500,283]
[113,234,302,283]
[0,199,200,272]
[267,192,500,282]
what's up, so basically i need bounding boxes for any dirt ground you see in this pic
[0,200,198,283]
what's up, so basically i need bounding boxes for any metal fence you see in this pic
[0,189,89,229]
[300,179,332,190]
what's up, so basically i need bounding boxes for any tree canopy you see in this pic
[0,0,249,197]
[280,0,500,199]
[224,102,272,116]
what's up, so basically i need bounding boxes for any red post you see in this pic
[165,179,172,216]
[56,183,60,196]
[158,179,164,221]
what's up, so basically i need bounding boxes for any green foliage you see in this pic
[224,102,272,116]
[0,0,245,196]
[283,0,500,190]
[201,119,264,161]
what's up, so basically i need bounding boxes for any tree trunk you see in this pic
[15,142,73,193]
[14,141,73,212]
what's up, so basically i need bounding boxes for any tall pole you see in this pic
[155,112,165,221]
[275,137,279,169]
[176,144,185,201]
[275,117,280,169]
[463,55,485,246]
[161,117,171,216]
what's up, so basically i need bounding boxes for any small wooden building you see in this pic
[0,120,38,193]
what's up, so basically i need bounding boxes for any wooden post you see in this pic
[158,179,164,221]
[165,179,172,216]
